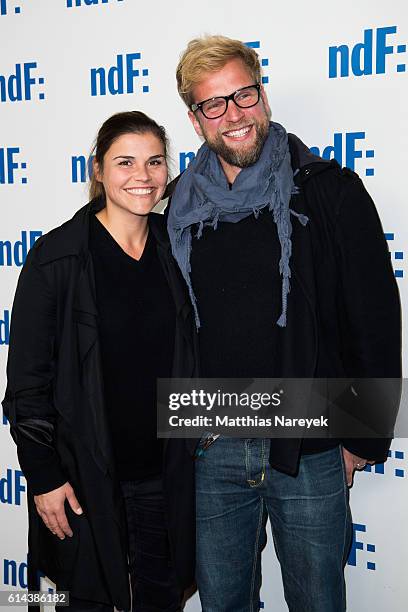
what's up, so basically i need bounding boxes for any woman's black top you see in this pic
[90,214,176,481]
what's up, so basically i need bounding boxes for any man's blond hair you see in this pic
[176,35,262,108]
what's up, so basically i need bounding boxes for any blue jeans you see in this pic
[195,439,352,612]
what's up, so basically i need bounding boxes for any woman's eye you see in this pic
[149,159,164,166]
[119,160,132,166]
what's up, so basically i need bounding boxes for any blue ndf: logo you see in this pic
[348,523,376,570]
[90,53,150,96]
[67,0,124,7]
[0,147,28,184]
[329,26,406,78]
[0,63,46,103]
[0,0,23,15]
[310,132,375,176]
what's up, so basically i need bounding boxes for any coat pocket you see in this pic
[39,502,81,587]
[39,502,112,603]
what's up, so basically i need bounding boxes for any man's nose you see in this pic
[224,99,245,122]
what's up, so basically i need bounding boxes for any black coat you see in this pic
[266,137,402,473]
[2,199,198,609]
[166,134,401,474]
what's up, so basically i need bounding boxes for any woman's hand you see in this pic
[34,482,83,539]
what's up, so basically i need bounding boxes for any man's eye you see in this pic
[205,99,225,111]
[236,91,251,102]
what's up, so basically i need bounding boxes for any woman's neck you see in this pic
[96,206,149,261]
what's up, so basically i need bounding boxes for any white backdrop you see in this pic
[1,1,407,610]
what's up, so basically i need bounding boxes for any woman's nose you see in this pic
[132,164,150,181]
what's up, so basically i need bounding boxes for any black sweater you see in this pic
[191,210,338,455]
[90,215,175,480]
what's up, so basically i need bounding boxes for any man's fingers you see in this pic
[342,448,372,486]
[348,460,368,486]
[344,458,356,486]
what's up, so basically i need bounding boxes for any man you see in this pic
[167,35,401,611]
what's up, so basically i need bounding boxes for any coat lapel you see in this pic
[73,254,99,364]
[60,202,113,476]
[72,249,114,476]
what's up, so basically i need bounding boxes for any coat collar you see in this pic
[36,197,191,324]
[35,196,188,317]
[36,197,171,266]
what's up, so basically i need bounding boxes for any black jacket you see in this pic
[166,134,401,474]
[2,198,198,609]
[271,135,402,472]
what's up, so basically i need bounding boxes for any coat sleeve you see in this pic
[2,247,67,494]
[334,171,402,461]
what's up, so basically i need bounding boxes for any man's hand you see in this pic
[34,482,83,539]
[342,447,375,487]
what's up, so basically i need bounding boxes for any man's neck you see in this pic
[218,155,241,185]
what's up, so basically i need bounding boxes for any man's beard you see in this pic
[201,116,270,168]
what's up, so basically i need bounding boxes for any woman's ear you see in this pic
[93,159,102,182]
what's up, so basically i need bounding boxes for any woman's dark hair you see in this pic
[89,111,168,200]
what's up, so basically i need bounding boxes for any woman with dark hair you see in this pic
[2,111,196,611]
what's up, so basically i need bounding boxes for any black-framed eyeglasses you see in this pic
[190,83,261,119]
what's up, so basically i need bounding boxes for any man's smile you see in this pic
[222,125,253,140]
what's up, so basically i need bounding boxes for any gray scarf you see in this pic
[167,122,307,329]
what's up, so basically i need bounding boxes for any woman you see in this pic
[2,111,197,611]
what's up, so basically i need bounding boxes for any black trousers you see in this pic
[62,476,182,612]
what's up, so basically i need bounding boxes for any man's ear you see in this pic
[188,110,204,139]
[260,85,272,120]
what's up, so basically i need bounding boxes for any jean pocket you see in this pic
[338,445,351,491]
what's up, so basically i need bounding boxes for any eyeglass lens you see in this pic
[202,86,259,119]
